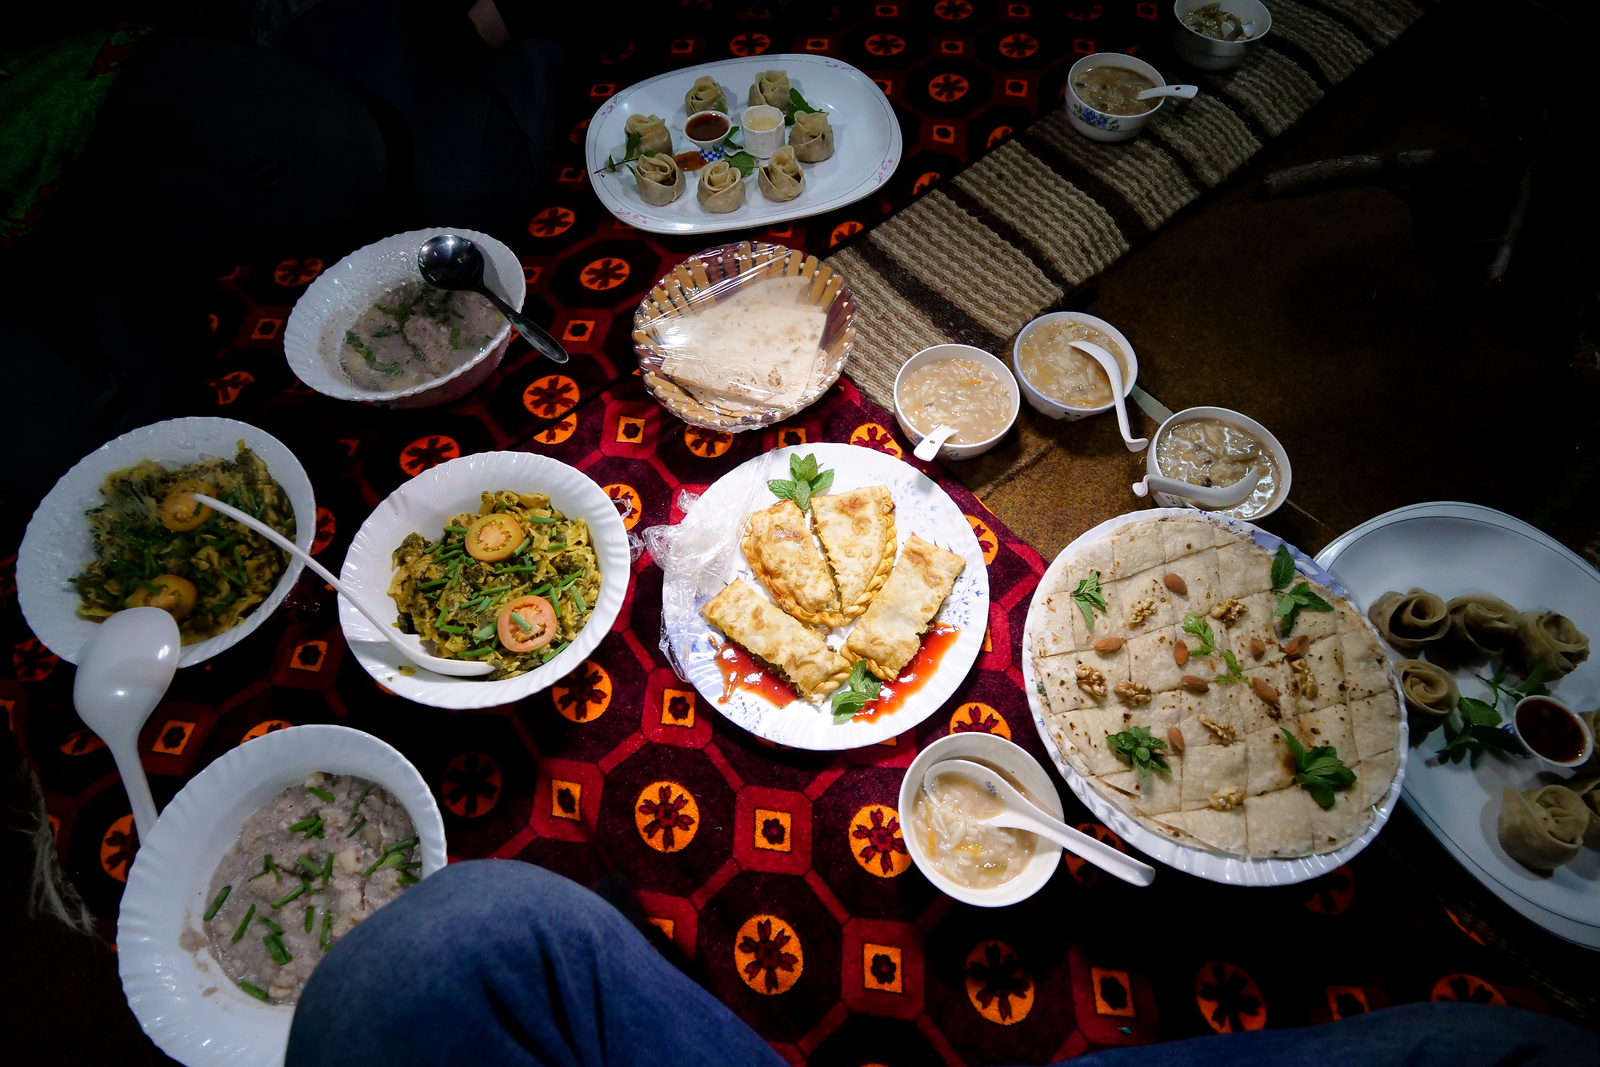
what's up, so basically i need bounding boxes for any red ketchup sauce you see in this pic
[1515,697,1588,763]
[851,624,962,723]
[713,638,799,707]
[673,151,707,173]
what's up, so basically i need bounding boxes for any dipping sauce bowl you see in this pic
[1513,696,1595,769]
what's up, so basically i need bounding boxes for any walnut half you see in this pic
[1289,656,1317,700]
[1198,715,1235,745]
[1129,598,1157,626]
[1076,664,1108,698]
[1210,598,1247,626]
[1114,679,1152,705]
[1209,787,1245,812]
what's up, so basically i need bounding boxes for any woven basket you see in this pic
[632,240,855,431]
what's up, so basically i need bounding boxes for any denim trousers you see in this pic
[287,860,1594,1067]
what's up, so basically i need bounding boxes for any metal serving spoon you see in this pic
[191,494,493,678]
[74,607,180,840]
[1133,469,1263,509]
[417,234,570,365]
[1068,340,1148,452]
[922,758,1155,887]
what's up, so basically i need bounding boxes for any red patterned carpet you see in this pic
[2,3,1587,1065]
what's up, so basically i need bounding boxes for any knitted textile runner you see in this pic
[827,0,1439,411]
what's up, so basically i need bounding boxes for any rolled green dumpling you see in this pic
[685,75,727,115]
[1395,659,1457,730]
[1498,784,1587,870]
[635,152,685,206]
[748,70,793,114]
[1444,593,1520,659]
[696,160,745,213]
[1507,610,1591,680]
[1368,587,1449,651]
[624,113,673,157]
[757,146,805,202]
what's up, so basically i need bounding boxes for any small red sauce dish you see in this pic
[1512,696,1594,768]
[683,110,732,150]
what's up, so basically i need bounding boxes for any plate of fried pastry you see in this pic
[672,443,988,750]
[1024,509,1408,885]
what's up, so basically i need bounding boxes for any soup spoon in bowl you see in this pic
[191,494,493,678]
[912,424,959,461]
[418,234,570,365]
[1136,84,1199,102]
[1068,340,1148,452]
[922,758,1156,887]
[1133,468,1263,509]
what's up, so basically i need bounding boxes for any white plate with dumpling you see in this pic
[585,54,900,234]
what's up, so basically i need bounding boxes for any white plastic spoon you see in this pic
[913,424,959,461]
[1136,84,1199,102]
[73,606,180,841]
[1068,340,1148,452]
[922,758,1156,887]
[191,494,493,678]
[1132,468,1262,509]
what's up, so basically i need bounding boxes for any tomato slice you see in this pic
[498,595,557,652]
[128,574,199,620]
[160,479,213,532]
[465,513,523,562]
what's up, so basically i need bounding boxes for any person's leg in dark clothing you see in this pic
[285,859,787,1067]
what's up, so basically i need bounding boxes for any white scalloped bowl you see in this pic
[118,725,447,1067]
[283,227,523,409]
[16,417,315,668]
[338,451,630,710]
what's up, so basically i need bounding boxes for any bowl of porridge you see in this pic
[892,344,1020,461]
[1012,311,1139,422]
[1172,0,1272,72]
[1146,405,1292,519]
[284,227,523,409]
[117,724,446,1067]
[1066,53,1170,143]
[899,732,1064,907]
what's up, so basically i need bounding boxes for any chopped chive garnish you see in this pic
[526,515,560,524]
[305,906,314,932]
[350,785,373,817]
[257,915,284,935]
[572,588,587,613]
[530,584,553,597]
[511,612,531,630]
[271,882,309,908]
[497,565,542,574]
[398,873,420,885]
[204,885,231,921]
[384,837,419,855]
[512,536,531,555]
[347,815,367,837]
[231,904,256,944]
[306,786,336,803]
[459,647,497,658]
[444,525,469,533]
[248,854,280,881]
[298,854,320,877]
[264,933,291,965]
[398,861,422,870]
[434,605,451,629]
[419,578,448,590]
[472,622,497,641]
[319,909,333,950]
[238,981,270,1001]
[322,852,333,886]
[436,623,468,634]
[288,815,319,833]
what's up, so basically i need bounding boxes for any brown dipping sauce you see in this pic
[1515,698,1588,763]
[685,112,730,141]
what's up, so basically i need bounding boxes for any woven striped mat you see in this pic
[827,0,1437,412]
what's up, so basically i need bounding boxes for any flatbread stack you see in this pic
[1030,513,1402,859]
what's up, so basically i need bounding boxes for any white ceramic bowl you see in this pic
[17,417,314,668]
[1012,311,1139,421]
[892,344,1020,461]
[338,451,630,710]
[1065,53,1168,144]
[1145,405,1292,520]
[899,732,1065,907]
[283,227,523,409]
[1172,0,1272,72]
[118,724,447,1067]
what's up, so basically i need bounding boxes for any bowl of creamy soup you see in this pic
[1012,312,1138,421]
[285,227,523,409]
[1146,405,1292,519]
[899,732,1065,907]
[892,344,1020,460]
[117,724,446,1067]
[1066,53,1171,143]
[1172,0,1271,71]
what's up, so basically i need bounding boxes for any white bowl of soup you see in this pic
[899,732,1065,908]
[284,227,523,409]
[1066,53,1169,144]
[1172,0,1272,72]
[893,344,1020,461]
[1146,405,1292,519]
[1012,311,1138,421]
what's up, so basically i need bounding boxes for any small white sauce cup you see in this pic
[1512,695,1595,769]
[1146,405,1292,519]
[740,104,786,158]
[1065,52,1168,144]
[1012,311,1138,422]
[899,732,1065,908]
[893,344,1020,461]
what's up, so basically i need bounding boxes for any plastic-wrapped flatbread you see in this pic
[756,146,805,202]
[1507,610,1591,680]
[1444,593,1519,659]
[1498,784,1588,870]
[624,113,673,157]
[685,75,727,115]
[748,69,793,113]
[1395,659,1457,729]
[789,110,835,163]
[1368,587,1449,651]
[695,160,745,213]
[635,152,685,206]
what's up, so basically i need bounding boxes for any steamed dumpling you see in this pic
[756,146,805,202]
[635,152,685,206]
[1568,777,1600,849]
[1506,610,1591,680]
[696,160,746,213]
[624,113,673,157]
[1368,588,1449,651]
[748,69,793,114]
[1395,659,1457,729]
[1445,593,1520,659]
[789,109,835,163]
[1498,784,1588,870]
[685,75,727,115]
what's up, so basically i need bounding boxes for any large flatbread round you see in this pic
[1031,513,1399,859]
